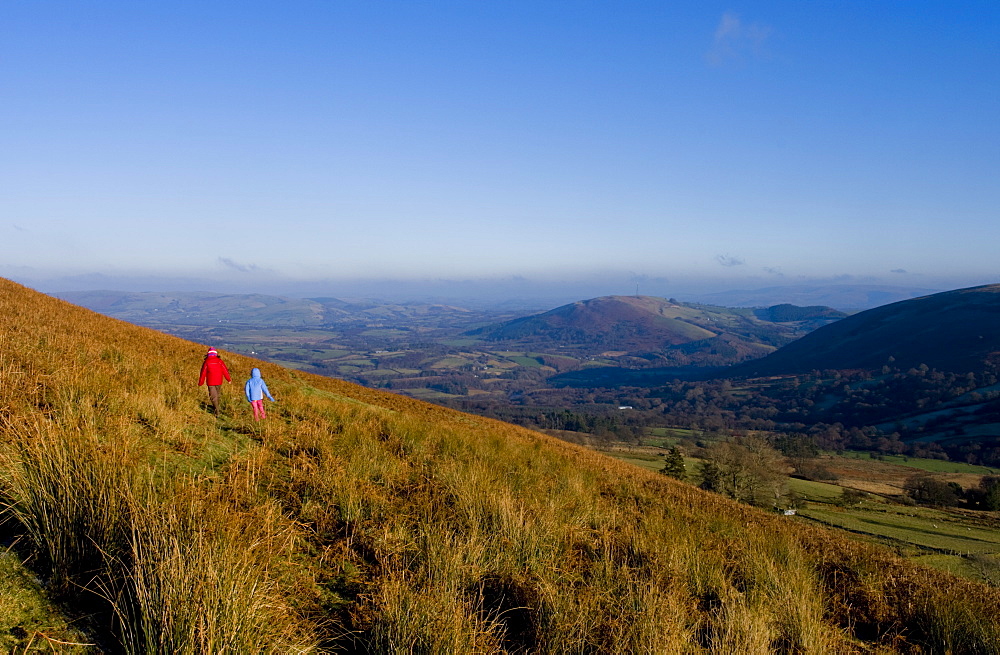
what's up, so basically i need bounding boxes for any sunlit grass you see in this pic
[1,278,999,652]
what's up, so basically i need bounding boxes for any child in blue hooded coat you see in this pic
[245,368,276,421]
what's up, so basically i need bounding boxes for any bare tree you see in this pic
[699,436,790,507]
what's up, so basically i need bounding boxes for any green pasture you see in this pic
[539,353,581,366]
[798,506,1000,556]
[270,347,331,357]
[912,553,1000,586]
[359,369,401,379]
[646,427,702,437]
[337,358,375,367]
[429,356,472,369]
[642,427,701,447]
[266,359,310,371]
[438,337,481,347]
[507,355,544,367]
[843,452,1000,475]
[609,454,663,473]
[370,351,406,359]
[787,478,846,503]
[404,388,461,401]
[264,348,345,363]
[323,349,352,357]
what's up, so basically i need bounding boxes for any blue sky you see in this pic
[2,1,998,301]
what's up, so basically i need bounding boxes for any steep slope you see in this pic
[1,277,998,652]
[727,284,1000,378]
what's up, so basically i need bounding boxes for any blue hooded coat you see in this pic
[245,368,275,402]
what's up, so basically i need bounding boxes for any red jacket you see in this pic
[199,355,231,386]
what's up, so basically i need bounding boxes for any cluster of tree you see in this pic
[836,488,869,507]
[654,436,797,509]
[904,474,1000,510]
[382,373,482,394]
[695,436,791,507]
[450,402,646,443]
[767,366,1000,430]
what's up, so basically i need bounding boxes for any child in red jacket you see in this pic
[198,347,231,414]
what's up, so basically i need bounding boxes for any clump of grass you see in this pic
[0,421,140,592]
[368,572,503,653]
[111,485,312,654]
[0,406,315,651]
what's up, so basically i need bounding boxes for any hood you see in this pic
[251,368,261,378]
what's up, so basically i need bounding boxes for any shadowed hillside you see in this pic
[727,284,1000,378]
[2,277,999,652]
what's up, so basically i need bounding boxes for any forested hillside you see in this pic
[728,284,1000,378]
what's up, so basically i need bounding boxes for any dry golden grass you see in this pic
[0,277,998,653]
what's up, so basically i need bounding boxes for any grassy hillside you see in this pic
[2,277,1000,653]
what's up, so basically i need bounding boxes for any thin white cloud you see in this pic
[762,266,784,277]
[716,254,746,267]
[218,257,269,274]
[707,11,773,66]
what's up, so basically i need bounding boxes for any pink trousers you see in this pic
[251,399,266,421]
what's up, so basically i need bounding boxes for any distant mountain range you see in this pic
[53,290,481,329]
[726,284,1000,377]
[689,284,940,311]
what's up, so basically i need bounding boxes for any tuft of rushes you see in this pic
[112,487,310,654]
[0,421,139,592]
